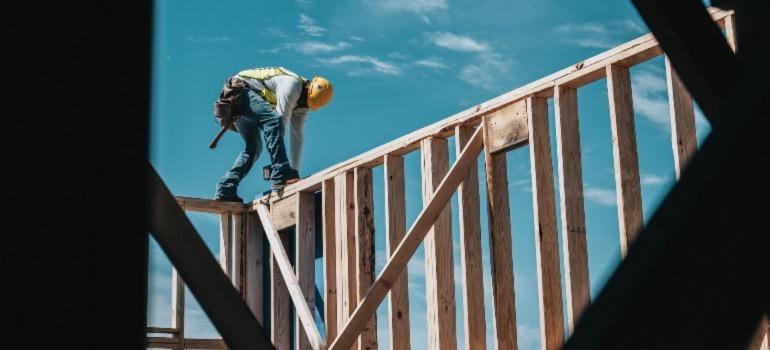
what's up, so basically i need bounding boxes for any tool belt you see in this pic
[213,76,246,132]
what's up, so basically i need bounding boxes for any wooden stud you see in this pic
[329,126,484,350]
[176,196,246,214]
[384,154,411,350]
[233,213,245,292]
[171,268,185,350]
[482,118,518,350]
[455,125,486,350]
[271,227,292,350]
[665,56,697,180]
[421,137,458,350]
[258,204,326,350]
[527,96,565,349]
[606,64,644,256]
[354,167,378,350]
[271,194,299,231]
[334,172,357,342]
[322,179,338,342]
[219,213,232,278]
[724,14,737,52]
[296,192,317,350]
[554,85,590,333]
[244,212,264,324]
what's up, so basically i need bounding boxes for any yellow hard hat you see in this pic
[307,76,333,111]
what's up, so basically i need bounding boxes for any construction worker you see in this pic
[214,66,333,202]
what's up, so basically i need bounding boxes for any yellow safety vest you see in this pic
[237,67,306,108]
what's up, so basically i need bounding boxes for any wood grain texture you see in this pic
[297,192,317,350]
[527,96,565,349]
[334,171,358,349]
[176,196,246,213]
[421,137,458,350]
[482,119,518,350]
[607,64,644,256]
[483,100,529,154]
[322,179,338,342]
[171,268,185,349]
[554,85,590,333]
[244,212,264,324]
[271,228,292,350]
[665,57,697,180]
[329,127,484,350]
[354,167,378,350]
[233,213,245,292]
[271,194,298,231]
[384,154,411,350]
[455,125,486,350]
[220,213,232,278]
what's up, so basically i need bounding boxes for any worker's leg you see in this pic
[215,117,262,199]
[242,89,298,183]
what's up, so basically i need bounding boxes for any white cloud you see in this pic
[415,57,448,69]
[429,32,489,52]
[322,55,402,76]
[459,51,512,91]
[349,36,365,42]
[286,41,351,54]
[585,186,617,206]
[298,14,325,37]
[555,19,648,49]
[641,173,668,186]
[379,0,447,12]
[554,23,608,35]
[632,70,670,129]
[185,36,230,42]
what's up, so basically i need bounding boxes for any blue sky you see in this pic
[148,1,713,349]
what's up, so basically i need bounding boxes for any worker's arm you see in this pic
[289,109,308,171]
[267,75,304,170]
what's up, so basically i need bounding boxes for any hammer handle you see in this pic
[209,119,234,149]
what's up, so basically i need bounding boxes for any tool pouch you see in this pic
[213,77,246,132]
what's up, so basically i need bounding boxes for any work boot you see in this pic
[214,192,243,203]
[271,177,300,190]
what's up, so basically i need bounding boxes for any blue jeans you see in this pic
[216,88,298,196]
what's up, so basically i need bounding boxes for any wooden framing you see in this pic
[354,167,378,350]
[271,194,299,231]
[270,226,292,350]
[421,137,458,350]
[296,192,317,350]
[665,56,697,180]
[483,99,529,154]
[220,213,232,278]
[455,125,486,350]
[606,64,644,256]
[244,211,264,324]
[334,172,357,344]
[258,204,325,350]
[482,117,518,350]
[233,213,245,292]
[554,85,590,333]
[322,179,338,342]
[527,96,565,349]
[384,154,411,350]
[171,268,185,350]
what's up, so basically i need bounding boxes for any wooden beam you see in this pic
[233,213,245,292]
[748,317,769,350]
[483,100,529,154]
[244,212,264,324]
[482,118,518,350]
[146,327,180,334]
[148,165,273,350]
[171,268,185,349]
[421,137,458,350]
[384,154,411,350]
[329,127,484,350]
[354,167,378,350]
[724,14,737,52]
[554,85,590,334]
[246,9,732,208]
[334,172,357,340]
[296,192,317,350]
[527,96,565,349]
[455,125,486,350]
[665,56,697,180]
[220,213,232,278]
[271,194,299,231]
[607,64,644,256]
[321,179,338,342]
[258,204,326,350]
[176,196,247,214]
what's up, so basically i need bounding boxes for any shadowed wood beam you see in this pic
[354,167,378,350]
[329,127,484,350]
[296,192,317,350]
[233,213,245,292]
[384,154,411,350]
[322,179,338,342]
[665,56,697,180]
[527,96,565,349]
[220,213,232,278]
[748,318,769,350]
[607,64,644,257]
[554,85,590,333]
[482,117,518,350]
[258,204,326,350]
[724,14,737,51]
[148,164,273,350]
[271,228,291,350]
[421,137,458,350]
[176,196,246,214]
[244,212,264,324]
[455,125,486,350]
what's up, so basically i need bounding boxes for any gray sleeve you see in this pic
[266,75,302,124]
[289,108,309,171]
